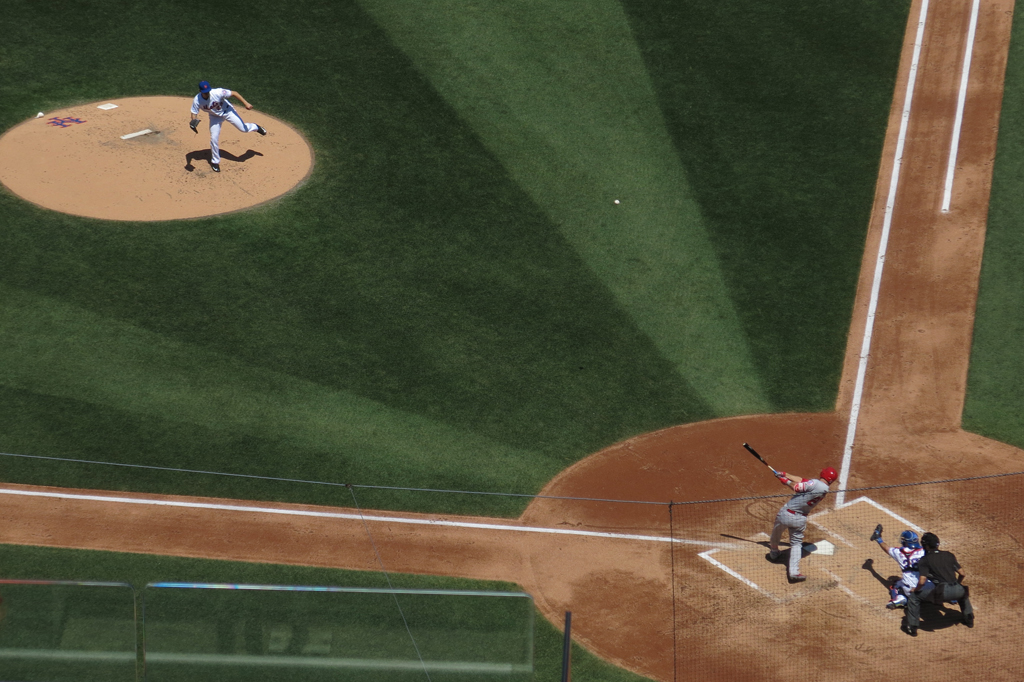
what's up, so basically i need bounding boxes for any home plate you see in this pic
[699,499,930,608]
[120,129,154,140]
[699,533,844,602]
[805,540,835,555]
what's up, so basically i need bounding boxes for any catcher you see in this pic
[870,525,929,609]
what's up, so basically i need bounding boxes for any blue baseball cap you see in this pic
[198,80,211,93]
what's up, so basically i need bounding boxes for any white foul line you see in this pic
[941,0,981,212]
[703,497,925,601]
[0,487,739,549]
[835,495,923,533]
[698,549,777,601]
[837,0,931,508]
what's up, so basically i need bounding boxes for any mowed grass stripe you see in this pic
[622,0,910,409]
[0,283,555,514]
[358,0,770,416]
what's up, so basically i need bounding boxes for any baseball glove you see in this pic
[189,119,199,134]
[870,524,883,542]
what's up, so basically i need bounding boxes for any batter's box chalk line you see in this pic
[699,496,922,602]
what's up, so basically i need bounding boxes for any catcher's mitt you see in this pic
[870,524,883,542]
[189,119,199,134]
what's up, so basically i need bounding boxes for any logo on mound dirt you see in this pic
[46,117,86,128]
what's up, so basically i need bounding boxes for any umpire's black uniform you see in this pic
[904,532,973,635]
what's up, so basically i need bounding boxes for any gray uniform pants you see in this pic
[770,509,806,577]
[209,109,259,164]
[906,583,973,628]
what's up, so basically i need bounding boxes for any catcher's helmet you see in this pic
[820,467,838,485]
[899,530,921,548]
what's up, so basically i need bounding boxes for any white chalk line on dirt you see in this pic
[0,487,740,549]
[942,0,981,212]
[698,549,778,601]
[807,519,856,548]
[703,497,923,601]
[831,495,923,534]
[837,0,931,508]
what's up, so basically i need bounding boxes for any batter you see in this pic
[189,80,267,172]
[767,466,837,582]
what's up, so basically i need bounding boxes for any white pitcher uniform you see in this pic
[191,88,261,165]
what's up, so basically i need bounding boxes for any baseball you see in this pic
[614,199,620,204]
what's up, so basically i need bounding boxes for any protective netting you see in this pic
[664,474,1024,682]
[0,581,533,682]
[0,460,1020,681]
[140,583,534,682]
[0,580,138,682]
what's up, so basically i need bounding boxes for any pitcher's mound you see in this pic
[0,96,314,221]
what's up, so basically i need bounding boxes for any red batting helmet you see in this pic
[820,467,838,484]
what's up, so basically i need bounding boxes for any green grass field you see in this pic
[0,1,919,679]
[965,9,1024,449]
[0,0,909,517]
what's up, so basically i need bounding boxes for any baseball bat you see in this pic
[742,442,781,477]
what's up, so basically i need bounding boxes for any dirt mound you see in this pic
[0,96,313,221]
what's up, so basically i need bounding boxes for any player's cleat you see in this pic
[963,613,974,628]
[766,551,781,563]
[887,596,907,609]
[211,163,220,173]
[901,623,918,637]
[788,574,807,583]
[256,124,267,136]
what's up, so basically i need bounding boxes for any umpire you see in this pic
[903,532,974,636]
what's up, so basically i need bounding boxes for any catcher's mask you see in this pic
[899,530,921,548]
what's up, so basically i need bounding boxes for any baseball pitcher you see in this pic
[189,80,267,173]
